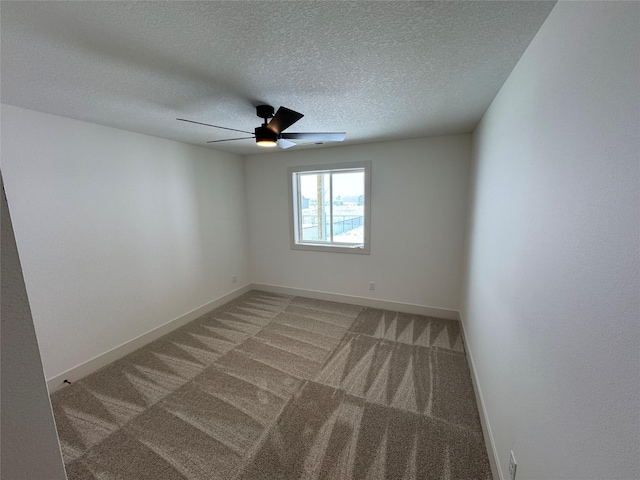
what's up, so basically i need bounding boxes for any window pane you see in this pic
[299,173,330,242]
[331,171,364,244]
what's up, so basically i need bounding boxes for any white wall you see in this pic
[1,174,67,480]
[245,135,471,312]
[462,2,640,479]
[1,105,250,383]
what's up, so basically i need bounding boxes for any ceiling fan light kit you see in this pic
[255,126,277,147]
[178,105,346,150]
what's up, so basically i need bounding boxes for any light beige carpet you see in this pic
[51,290,492,479]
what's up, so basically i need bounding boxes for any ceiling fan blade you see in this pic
[267,107,304,134]
[177,118,253,135]
[277,138,296,149]
[206,137,254,143]
[280,132,346,143]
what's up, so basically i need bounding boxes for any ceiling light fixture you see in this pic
[255,126,277,147]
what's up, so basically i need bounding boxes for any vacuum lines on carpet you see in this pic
[51,290,492,479]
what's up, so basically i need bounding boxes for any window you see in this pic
[289,161,371,254]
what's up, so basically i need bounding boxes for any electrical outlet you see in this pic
[232,274,237,284]
[509,450,517,480]
[369,281,375,291]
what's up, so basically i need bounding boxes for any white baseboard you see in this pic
[458,311,501,480]
[46,284,253,393]
[251,283,460,320]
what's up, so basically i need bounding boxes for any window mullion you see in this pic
[297,174,304,242]
[329,173,334,241]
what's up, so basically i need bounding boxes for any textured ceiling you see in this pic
[1,1,555,155]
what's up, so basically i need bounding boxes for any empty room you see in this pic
[1,1,638,480]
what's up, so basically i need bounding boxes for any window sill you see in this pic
[291,242,370,255]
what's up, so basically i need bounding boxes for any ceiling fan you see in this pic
[178,105,346,149]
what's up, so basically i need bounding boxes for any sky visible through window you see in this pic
[299,171,364,199]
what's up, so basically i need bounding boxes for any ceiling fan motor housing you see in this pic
[256,104,275,120]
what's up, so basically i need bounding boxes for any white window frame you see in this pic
[288,161,371,255]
